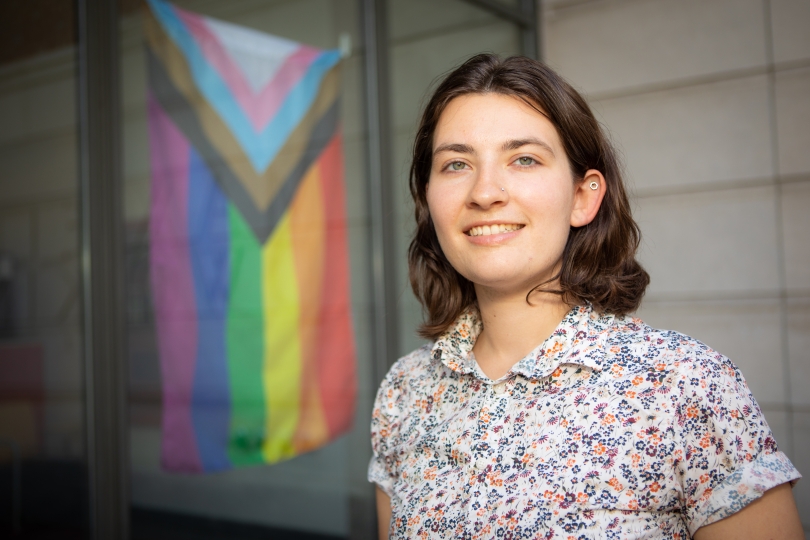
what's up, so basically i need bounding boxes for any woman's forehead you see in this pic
[433,93,563,153]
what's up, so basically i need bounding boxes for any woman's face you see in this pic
[427,93,598,296]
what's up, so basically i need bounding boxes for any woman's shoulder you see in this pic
[605,314,738,374]
[375,343,443,401]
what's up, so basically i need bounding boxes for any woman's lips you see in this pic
[466,223,525,237]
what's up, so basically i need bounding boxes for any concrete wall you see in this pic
[543,0,810,528]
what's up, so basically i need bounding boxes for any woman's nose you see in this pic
[466,164,507,209]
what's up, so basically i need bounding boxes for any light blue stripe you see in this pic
[147,0,340,173]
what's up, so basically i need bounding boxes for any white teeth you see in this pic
[467,224,523,236]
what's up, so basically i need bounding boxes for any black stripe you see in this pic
[146,47,339,243]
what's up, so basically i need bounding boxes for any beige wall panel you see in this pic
[594,75,771,193]
[37,199,77,261]
[121,47,146,113]
[0,208,33,261]
[770,0,810,64]
[776,67,810,176]
[636,298,785,406]
[0,132,78,205]
[546,0,767,95]
[338,53,365,139]
[0,59,75,146]
[24,75,76,137]
[389,0,497,42]
[123,114,150,221]
[342,134,369,225]
[392,128,414,223]
[781,179,810,292]
[635,186,780,295]
[792,411,810,528]
[35,261,78,328]
[788,298,810,407]
[34,213,75,308]
[390,21,519,131]
[346,221,372,308]
[0,88,25,144]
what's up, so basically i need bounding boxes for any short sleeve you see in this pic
[673,349,801,535]
[368,365,406,497]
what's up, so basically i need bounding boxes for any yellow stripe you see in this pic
[260,212,302,462]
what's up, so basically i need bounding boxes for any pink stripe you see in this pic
[148,91,203,473]
[252,47,320,131]
[174,7,320,132]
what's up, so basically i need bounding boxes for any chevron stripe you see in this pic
[146,44,340,243]
[146,0,340,173]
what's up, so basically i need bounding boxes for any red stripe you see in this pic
[314,131,357,437]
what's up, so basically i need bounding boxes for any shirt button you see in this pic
[493,382,507,395]
[475,457,489,470]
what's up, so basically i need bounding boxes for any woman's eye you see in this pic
[449,161,466,171]
[516,157,535,166]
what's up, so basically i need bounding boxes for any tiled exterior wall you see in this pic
[544,0,810,528]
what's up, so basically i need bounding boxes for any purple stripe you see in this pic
[148,91,203,473]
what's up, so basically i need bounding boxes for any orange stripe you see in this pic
[289,162,329,453]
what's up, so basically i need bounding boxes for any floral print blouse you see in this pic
[368,305,800,539]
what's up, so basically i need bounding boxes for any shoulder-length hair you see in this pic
[408,53,650,340]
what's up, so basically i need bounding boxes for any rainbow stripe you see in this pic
[145,0,356,472]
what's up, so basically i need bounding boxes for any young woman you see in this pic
[368,55,803,539]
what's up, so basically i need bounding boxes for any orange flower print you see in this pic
[632,375,643,386]
[608,478,623,491]
[649,481,661,493]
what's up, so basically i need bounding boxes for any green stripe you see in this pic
[226,203,266,466]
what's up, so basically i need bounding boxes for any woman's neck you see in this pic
[472,285,571,381]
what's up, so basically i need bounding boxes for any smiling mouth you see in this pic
[466,224,525,237]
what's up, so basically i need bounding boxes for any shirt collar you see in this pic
[431,304,614,381]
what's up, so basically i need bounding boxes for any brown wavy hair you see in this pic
[408,54,650,340]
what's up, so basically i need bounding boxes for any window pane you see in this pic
[0,0,88,537]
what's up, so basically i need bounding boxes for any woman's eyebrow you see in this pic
[433,142,475,156]
[502,137,555,156]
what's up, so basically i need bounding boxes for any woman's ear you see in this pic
[570,169,606,227]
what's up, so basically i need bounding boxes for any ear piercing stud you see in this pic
[589,181,599,190]
[500,187,505,192]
